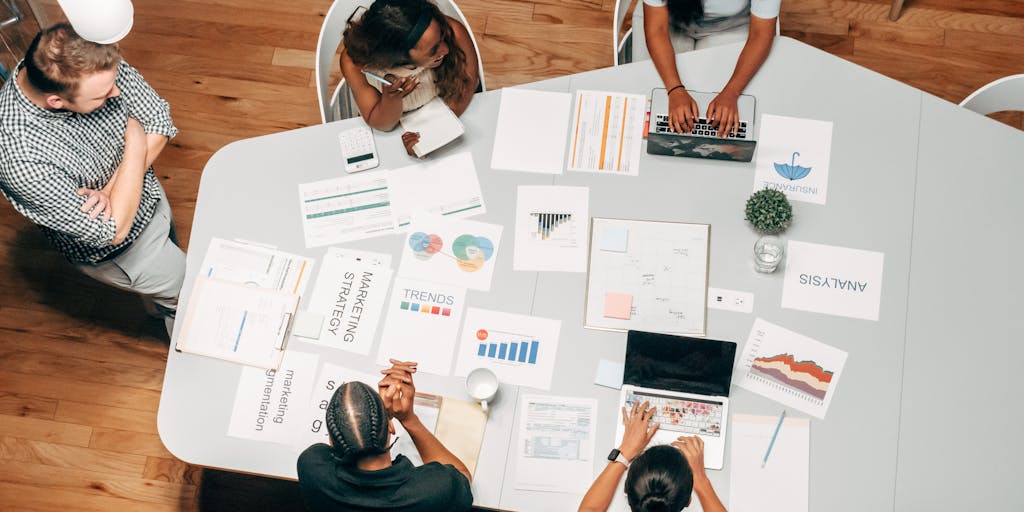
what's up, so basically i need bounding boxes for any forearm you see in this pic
[578,462,626,512]
[364,98,403,131]
[145,133,169,168]
[693,476,727,512]
[645,7,684,89]
[446,85,475,117]
[720,25,774,96]
[108,138,148,244]
[403,416,472,482]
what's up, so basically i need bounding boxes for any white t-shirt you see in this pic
[642,0,781,20]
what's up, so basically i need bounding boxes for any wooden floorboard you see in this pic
[0,0,1021,509]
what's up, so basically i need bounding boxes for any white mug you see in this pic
[466,367,499,413]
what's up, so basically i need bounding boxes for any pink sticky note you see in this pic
[604,292,633,320]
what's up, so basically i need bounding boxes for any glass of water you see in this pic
[753,235,784,273]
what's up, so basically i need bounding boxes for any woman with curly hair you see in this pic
[340,0,480,155]
[297,359,473,511]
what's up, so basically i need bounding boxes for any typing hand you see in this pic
[401,131,421,157]
[668,88,699,134]
[77,187,112,221]
[618,401,659,460]
[707,91,740,138]
[672,436,708,483]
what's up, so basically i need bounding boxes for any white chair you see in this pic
[315,0,486,124]
[959,74,1024,117]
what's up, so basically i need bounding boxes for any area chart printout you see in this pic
[513,395,597,494]
[297,171,396,247]
[734,318,848,419]
[513,186,589,272]
[454,308,561,390]
[567,90,646,176]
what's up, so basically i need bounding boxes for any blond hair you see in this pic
[24,23,122,95]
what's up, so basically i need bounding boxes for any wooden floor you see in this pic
[0,0,1020,509]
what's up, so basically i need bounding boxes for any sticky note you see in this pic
[600,225,628,252]
[594,359,625,389]
[604,291,632,319]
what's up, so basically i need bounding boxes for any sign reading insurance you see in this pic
[781,240,885,321]
[753,114,834,205]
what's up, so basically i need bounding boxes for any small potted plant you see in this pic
[745,189,792,273]
[745,189,792,235]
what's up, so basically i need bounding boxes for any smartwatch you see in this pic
[607,448,630,468]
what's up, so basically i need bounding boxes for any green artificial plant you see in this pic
[745,189,793,235]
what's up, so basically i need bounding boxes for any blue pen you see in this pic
[362,70,393,87]
[761,410,786,468]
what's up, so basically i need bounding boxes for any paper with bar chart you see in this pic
[398,214,503,291]
[735,318,848,418]
[513,186,589,272]
[388,151,486,229]
[567,90,646,176]
[298,171,396,247]
[454,308,561,390]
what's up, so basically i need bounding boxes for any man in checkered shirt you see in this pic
[0,24,183,334]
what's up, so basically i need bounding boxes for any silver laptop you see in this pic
[615,330,737,470]
[647,88,758,162]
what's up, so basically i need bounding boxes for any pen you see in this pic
[761,410,786,468]
[362,70,393,87]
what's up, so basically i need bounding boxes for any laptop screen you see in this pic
[624,330,736,397]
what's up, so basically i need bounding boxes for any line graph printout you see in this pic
[734,318,848,419]
[513,186,589,272]
[567,90,646,176]
[298,171,396,247]
[584,218,709,336]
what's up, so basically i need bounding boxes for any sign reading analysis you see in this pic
[798,274,868,292]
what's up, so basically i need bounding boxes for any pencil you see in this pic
[761,410,786,468]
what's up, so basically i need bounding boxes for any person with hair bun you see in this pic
[578,402,727,512]
[297,358,473,511]
[340,0,480,156]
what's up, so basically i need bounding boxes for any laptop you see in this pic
[646,88,758,162]
[615,330,737,470]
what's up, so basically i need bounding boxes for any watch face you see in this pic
[607,448,621,461]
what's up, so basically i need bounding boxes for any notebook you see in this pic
[400,96,465,158]
[615,330,737,470]
[646,87,758,162]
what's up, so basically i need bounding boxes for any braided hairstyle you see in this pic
[324,381,391,464]
[625,445,694,512]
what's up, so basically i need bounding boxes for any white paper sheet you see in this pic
[513,395,597,494]
[300,248,393,354]
[398,214,503,291]
[376,277,467,375]
[753,114,833,204]
[594,359,624,390]
[584,218,709,336]
[491,88,572,174]
[297,171,396,248]
[567,90,646,176]
[388,152,486,229]
[453,308,561,390]
[228,350,319,444]
[200,237,314,295]
[400,97,465,157]
[729,414,810,512]
[391,395,442,466]
[735,318,848,419]
[513,186,589,272]
[781,240,885,321]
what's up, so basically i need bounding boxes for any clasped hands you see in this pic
[378,358,420,425]
[667,88,741,139]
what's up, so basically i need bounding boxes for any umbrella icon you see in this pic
[774,152,812,180]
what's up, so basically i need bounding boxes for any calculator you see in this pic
[338,125,380,173]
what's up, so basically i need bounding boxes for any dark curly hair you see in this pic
[625,445,694,512]
[667,0,704,27]
[325,381,390,464]
[343,0,473,104]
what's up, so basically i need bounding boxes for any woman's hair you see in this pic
[23,23,121,96]
[343,0,472,103]
[625,445,694,512]
[324,381,391,464]
[666,0,704,27]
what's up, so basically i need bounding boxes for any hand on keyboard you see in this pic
[707,91,740,138]
[668,87,700,134]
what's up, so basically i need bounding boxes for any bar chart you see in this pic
[530,212,573,241]
[477,339,540,365]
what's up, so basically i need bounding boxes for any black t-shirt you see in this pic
[296,444,473,512]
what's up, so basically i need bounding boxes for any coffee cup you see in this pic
[466,367,499,413]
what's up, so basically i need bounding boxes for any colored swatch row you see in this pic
[400,301,452,316]
[477,340,539,364]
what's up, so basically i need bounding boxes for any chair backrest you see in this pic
[612,0,636,66]
[315,0,485,124]
[959,74,1024,116]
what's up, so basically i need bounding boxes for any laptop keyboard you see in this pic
[625,390,723,437]
[654,114,748,139]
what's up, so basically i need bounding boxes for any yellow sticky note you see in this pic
[604,291,632,320]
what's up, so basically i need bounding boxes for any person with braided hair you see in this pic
[340,0,480,156]
[297,359,473,511]
[578,402,727,512]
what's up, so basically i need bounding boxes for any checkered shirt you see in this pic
[0,60,178,263]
